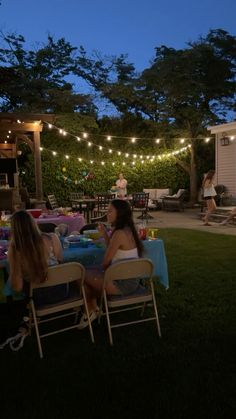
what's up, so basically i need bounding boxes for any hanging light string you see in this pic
[43,121,213,158]
[39,143,191,167]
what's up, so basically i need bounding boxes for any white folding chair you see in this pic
[101,258,161,345]
[29,262,94,358]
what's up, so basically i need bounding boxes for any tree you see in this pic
[75,30,236,202]
[140,29,236,202]
[0,33,96,114]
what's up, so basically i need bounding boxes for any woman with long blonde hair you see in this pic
[8,210,62,292]
[202,170,216,226]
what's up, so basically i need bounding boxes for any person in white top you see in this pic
[202,169,216,226]
[116,173,128,197]
[78,199,143,329]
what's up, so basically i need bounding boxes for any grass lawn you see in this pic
[0,229,236,419]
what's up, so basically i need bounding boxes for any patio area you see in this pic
[135,207,236,236]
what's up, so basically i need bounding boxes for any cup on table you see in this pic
[147,228,159,240]
[139,227,147,240]
[63,238,70,249]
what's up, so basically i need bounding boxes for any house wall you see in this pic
[215,130,236,197]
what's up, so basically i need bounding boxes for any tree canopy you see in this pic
[0,29,236,201]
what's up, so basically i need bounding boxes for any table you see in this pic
[1,238,169,299]
[63,239,169,288]
[37,214,85,234]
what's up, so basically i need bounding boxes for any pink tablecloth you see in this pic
[37,214,85,234]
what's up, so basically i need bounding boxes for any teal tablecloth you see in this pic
[63,239,169,288]
[2,238,169,298]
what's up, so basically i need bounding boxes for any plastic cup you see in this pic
[63,238,70,249]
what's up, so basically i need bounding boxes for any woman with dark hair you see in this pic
[8,210,63,292]
[78,199,143,329]
[202,170,217,226]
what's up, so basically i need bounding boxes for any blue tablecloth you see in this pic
[2,238,169,298]
[63,239,169,288]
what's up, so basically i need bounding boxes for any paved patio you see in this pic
[134,208,236,237]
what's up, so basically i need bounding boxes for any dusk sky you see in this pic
[1,0,236,71]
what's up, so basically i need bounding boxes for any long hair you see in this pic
[202,169,215,187]
[10,210,48,283]
[110,199,143,257]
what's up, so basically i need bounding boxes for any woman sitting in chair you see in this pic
[8,210,63,296]
[78,199,143,329]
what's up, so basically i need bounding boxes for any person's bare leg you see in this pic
[83,268,120,312]
[220,207,236,225]
[203,199,216,225]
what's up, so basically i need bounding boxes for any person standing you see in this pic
[116,173,128,197]
[202,170,217,226]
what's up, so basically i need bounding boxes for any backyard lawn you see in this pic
[0,229,235,419]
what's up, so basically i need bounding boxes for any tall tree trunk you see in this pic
[189,138,198,204]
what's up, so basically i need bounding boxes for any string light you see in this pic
[131,137,136,143]
[155,139,160,144]
[38,143,191,167]
[230,136,235,141]
[109,149,112,153]
[44,122,211,161]
[107,136,111,141]
[205,137,210,143]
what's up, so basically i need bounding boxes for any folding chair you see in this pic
[101,258,161,345]
[29,262,94,358]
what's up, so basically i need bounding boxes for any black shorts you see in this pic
[204,196,214,200]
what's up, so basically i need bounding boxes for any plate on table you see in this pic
[65,235,93,248]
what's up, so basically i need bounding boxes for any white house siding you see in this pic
[208,122,236,198]
[215,134,236,196]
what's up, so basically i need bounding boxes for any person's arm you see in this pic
[8,245,24,292]
[51,233,63,263]
[102,230,123,270]
[204,179,212,188]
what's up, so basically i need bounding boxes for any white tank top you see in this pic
[203,185,216,197]
[112,247,138,264]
